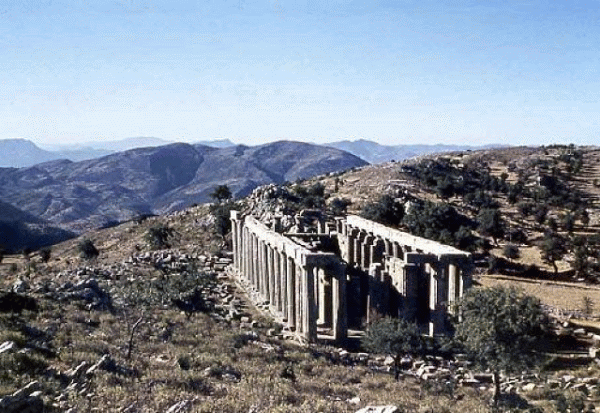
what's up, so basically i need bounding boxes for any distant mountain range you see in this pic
[0,138,236,168]
[0,141,366,235]
[327,139,505,164]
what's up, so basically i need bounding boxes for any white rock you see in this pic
[355,406,400,413]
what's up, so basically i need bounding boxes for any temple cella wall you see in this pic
[230,211,473,343]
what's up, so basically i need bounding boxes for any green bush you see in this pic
[145,225,174,249]
[360,194,404,227]
[78,239,99,260]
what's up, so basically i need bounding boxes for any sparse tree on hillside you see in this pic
[503,244,520,261]
[454,287,549,406]
[210,184,232,203]
[361,194,404,227]
[362,317,426,380]
[39,247,52,263]
[328,197,351,216]
[477,208,505,245]
[541,231,567,275]
[145,225,174,250]
[78,239,99,260]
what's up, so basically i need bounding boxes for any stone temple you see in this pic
[230,211,473,343]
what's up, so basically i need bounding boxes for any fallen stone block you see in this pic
[355,405,401,413]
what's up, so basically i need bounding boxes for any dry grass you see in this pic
[478,274,600,317]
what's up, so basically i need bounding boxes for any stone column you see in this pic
[346,228,358,264]
[353,230,364,268]
[361,234,374,271]
[371,237,385,264]
[384,239,392,258]
[268,246,275,306]
[367,263,383,324]
[287,257,296,330]
[448,262,458,310]
[402,262,419,322]
[317,268,332,327]
[253,234,260,291]
[295,263,304,335]
[303,264,317,342]
[393,242,403,259]
[260,240,268,300]
[429,262,448,336]
[279,251,287,315]
[273,249,281,314]
[332,262,348,342]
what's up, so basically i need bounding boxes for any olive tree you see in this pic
[453,287,549,406]
[362,317,425,380]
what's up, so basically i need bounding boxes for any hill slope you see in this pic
[327,139,503,164]
[0,141,366,233]
[0,200,75,252]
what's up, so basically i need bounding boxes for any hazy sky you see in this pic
[1,0,599,147]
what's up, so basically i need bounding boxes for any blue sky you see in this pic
[1,0,599,146]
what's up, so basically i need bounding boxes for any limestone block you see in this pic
[355,406,401,413]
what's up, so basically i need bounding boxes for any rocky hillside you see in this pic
[0,184,599,412]
[300,144,600,284]
[0,141,366,234]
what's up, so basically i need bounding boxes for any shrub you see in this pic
[361,195,404,227]
[362,317,425,380]
[145,225,173,249]
[454,287,550,405]
[78,239,99,260]
[503,244,520,260]
[39,247,52,263]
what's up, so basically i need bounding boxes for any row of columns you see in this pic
[337,216,472,335]
[231,212,347,343]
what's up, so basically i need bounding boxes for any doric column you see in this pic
[361,234,374,270]
[268,245,275,306]
[295,263,304,334]
[287,257,296,330]
[367,263,383,325]
[448,262,458,309]
[401,262,419,322]
[393,242,403,259]
[279,251,287,315]
[273,249,281,313]
[230,211,239,271]
[317,268,332,327]
[303,263,317,342]
[353,230,364,268]
[346,228,358,264]
[371,237,385,264]
[258,239,264,299]
[332,262,347,342]
[429,262,448,336]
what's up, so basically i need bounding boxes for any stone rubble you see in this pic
[0,381,43,413]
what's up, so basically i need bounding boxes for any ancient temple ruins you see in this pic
[229,211,473,343]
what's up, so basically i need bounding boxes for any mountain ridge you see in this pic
[0,140,366,234]
[327,139,506,164]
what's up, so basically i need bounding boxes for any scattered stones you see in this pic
[12,278,29,293]
[0,381,44,413]
[0,341,16,354]
[355,405,401,413]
